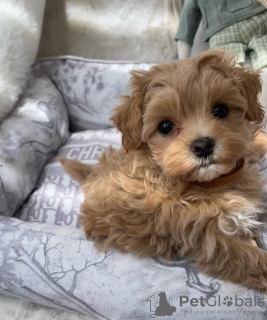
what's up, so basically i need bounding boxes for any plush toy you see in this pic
[0,0,45,124]
[175,0,267,69]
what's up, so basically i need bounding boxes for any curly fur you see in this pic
[60,50,267,291]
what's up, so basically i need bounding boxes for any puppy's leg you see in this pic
[250,131,267,159]
[189,230,267,291]
[59,158,92,185]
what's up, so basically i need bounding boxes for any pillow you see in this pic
[2,214,266,320]
[17,128,121,227]
[0,74,69,217]
[33,57,156,131]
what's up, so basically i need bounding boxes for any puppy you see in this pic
[60,50,267,291]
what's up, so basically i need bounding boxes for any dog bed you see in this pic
[0,57,267,320]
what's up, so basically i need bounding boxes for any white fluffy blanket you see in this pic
[0,0,45,123]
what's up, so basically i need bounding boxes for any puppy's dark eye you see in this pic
[158,120,174,135]
[212,104,228,119]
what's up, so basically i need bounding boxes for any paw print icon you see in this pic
[223,296,233,306]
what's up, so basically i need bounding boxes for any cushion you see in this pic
[33,57,155,131]
[17,128,121,226]
[0,73,69,217]
[1,215,266,319]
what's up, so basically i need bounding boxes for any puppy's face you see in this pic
[112,51,264,182]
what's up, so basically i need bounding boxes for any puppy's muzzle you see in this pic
[191,137,215,158]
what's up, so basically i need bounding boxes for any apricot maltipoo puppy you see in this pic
[61,50,267,291]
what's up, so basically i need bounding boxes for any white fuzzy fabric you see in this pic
[0,0,45,124]
[0,294,94,320]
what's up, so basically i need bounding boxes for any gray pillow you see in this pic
[33,57,155,131]
[17,128,121,226]
[0,74,69,217]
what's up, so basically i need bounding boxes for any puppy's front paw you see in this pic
[241,267,267,292]
[195,238,267,292]
[230,250,267,292]
[241,249,267,292]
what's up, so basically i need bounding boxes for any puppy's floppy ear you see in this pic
[196,50,264,124]
[111,70,148,151]
[195,49,231,67]
[234,67,264,124]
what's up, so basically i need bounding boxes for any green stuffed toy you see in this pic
[175,0,267,69]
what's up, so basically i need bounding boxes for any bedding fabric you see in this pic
[1,57,267,320]
[17,128,121,227]
[1,216,267,320]
[0,73,69,217]
[33,58,155,132]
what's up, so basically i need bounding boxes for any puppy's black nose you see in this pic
[191,137,215,158]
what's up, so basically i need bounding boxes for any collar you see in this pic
[189,158,245,189]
